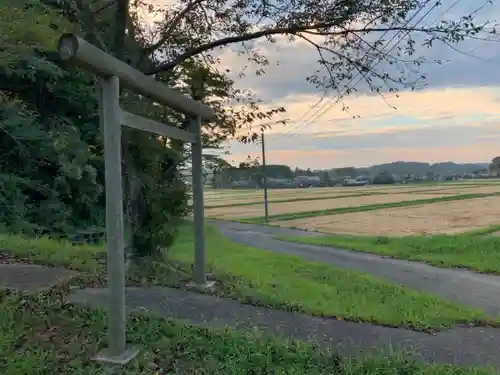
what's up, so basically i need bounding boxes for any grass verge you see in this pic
[0,225,495,331]
[167,225,494,331]
[244,193,500,222]
[276,228,500,275]
[1,292,495,375]
[0,234,104,272]
[0,233,191,288]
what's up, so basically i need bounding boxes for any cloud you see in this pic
[231,86,500,135]
[217,0,500,101]
[222,86,500,168]
[226,143,499,170]
[150,0,500,169]
[262,145,495,169]
[151,0,500,101]
[267,122,500,151]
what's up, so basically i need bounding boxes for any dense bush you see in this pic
[0,0,188,257]
[373,171,395,185]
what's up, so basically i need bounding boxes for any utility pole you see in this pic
[261,131,269,222]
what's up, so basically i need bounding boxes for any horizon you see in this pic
[222,159,491,170]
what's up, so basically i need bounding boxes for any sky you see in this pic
[151,0,500,169]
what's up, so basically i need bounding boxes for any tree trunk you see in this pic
[112,0,152,257]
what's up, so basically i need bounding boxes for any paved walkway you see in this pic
[0,263,77,291]
[215,220,500,316]
[69,286,500,367]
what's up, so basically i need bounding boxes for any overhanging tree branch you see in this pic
[145,24,486,75]
[143,0,206,54]
[93,0,118,15]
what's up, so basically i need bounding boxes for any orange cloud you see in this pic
[226,86,500,141]
[242,86,500,135]
[226,143,499,169]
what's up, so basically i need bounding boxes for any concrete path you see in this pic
[69,286,500,368]
[215,220,500,317]
[0,263,77,292]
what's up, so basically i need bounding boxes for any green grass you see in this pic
[1,292,495,375]
[0,234,104,272]
[0,226,496,330]
[276,228,500,275]
[0,232,192,288]
[167,224,495,331]
[244,193,500,222]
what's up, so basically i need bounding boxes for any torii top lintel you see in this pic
[57,33,215,121]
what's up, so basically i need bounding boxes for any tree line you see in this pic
[212,160,497,188]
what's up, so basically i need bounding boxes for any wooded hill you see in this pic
[356,162,490,177]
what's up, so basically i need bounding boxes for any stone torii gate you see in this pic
[57,33,215,365]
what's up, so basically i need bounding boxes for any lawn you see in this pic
[0,234,104,272]
[276,227,500,274]
[0,225,495,331]
[1,292,495,375]
[167,225,493,331]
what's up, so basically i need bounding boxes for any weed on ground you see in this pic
[0,291,496,375]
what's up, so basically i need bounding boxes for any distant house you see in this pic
[355,175,371,184]
[265,178,295,189]
[470,168,490,179]
[230,180,256,188]
[295,176,322,188]
[343,177,369,187]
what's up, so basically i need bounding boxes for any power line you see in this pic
[304,1,439,128]
[288,15,405,133]
[230,0,477,166]
[303,0,472,126]
[283,0,442,137]
[229,1,443,184]
[234,0,436,140]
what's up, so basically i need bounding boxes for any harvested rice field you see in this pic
[273,196,500,236]
[204,184,429,200]
[205,184,500,207]
[205,190,375,207]
[205,187,418,207]
[205,192,448,219]
[415,185,500,195]
[203,182,500,207]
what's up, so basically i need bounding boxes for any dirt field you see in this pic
[205,193,447,219]
[274,196,500,236]
[205,185,484,208]
[203,183,499,207]
[205,190,373,207]
[415,186,500,195]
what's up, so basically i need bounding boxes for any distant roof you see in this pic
[296,176,320,180]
